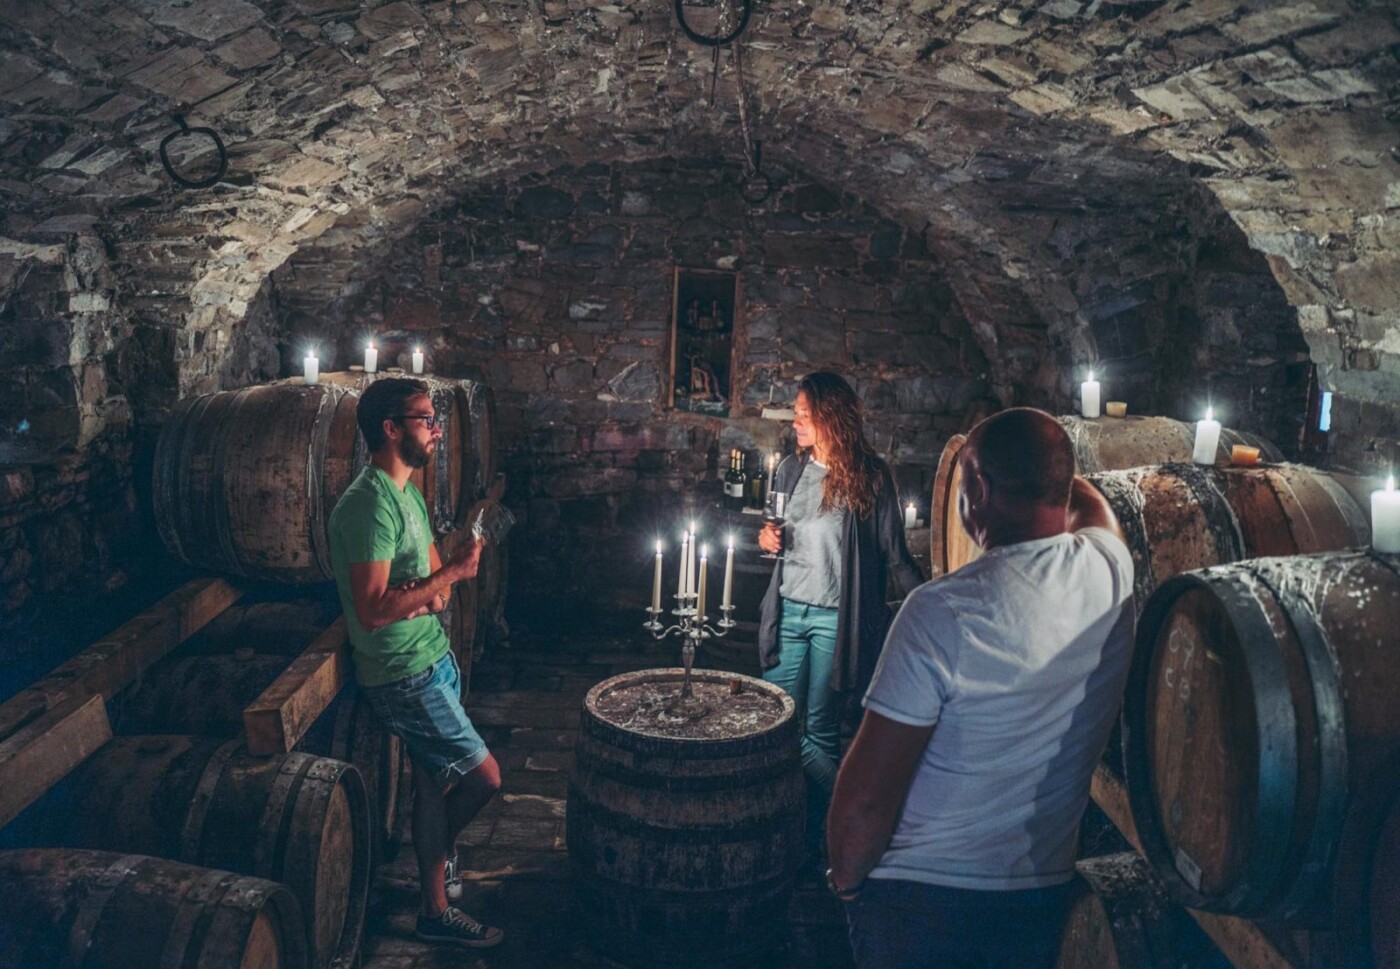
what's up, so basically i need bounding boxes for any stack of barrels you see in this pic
[1,371,501,969]
[930,412,1400,966]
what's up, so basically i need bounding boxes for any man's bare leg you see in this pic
[413,755,502,917]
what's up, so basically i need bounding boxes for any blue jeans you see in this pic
[763,598,842,792]
[845,878,1079,969]
[362,650,490,786]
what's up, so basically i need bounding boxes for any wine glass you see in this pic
[760,491,788,560]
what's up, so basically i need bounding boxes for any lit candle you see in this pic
[364,342,378,374]
[412,346,424,374]
[722,535,735,610]
[767,453,777,499]
[697,545,708,619]
[1080,370,1101,419]
[652,540,663,612]
[689,522,699,597]
[904,502,917,529]
[302,350,319,385]
[677,531,690,600]
[1373,476,1400,554]
[1192,407,1222,465]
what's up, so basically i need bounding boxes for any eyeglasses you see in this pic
[392,414,442,430]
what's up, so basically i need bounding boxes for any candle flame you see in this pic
[367,341,375,349]
[727,534,734,549]
[1087,370,1095,383]
[656,540,663,554]
[700,544,709,558]
[306,350,317,359]
[1389,476,1396,492]
[907,501,916,510]
[1205,408,1214,422]
[414,346,422,354]
[689,520,696,534]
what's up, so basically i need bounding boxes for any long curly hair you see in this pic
[799,371,881,520]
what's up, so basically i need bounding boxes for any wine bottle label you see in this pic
[725,483,745,497]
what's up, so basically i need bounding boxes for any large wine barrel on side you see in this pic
[153,374,484,582]
[930,416,1281,575]
[567,670,804,967]
[16,736,371,969]
[1056,853,1228,969]
[179,595,342,656]
[1123,550,1400,964]
[113,654,402,861]
[0,848,307,969]
[1090,463,1370,609]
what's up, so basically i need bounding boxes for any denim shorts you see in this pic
[362,651,490,786]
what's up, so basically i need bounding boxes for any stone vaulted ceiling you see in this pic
[1,0,1398,462]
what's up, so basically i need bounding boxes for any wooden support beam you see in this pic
[242,617,350,756]
[0,695,112,828]
[0,576,243,742]
[1091,764,1307,969]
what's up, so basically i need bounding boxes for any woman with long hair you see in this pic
[757,372,924,807]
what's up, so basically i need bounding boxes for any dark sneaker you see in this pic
[444,854,463,902]
[416,907,505,948]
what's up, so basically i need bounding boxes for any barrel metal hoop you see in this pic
[257,753,312,881]
[1311,469,1371,547]
[63,854,146,969]
[307,386,342,580]
[1124,570,1299,915]
[1171,462,1247,565]
[181,738,244,863]
[572,750,802,792]
[210,388,252,578]
[1264,569,1349,920]
[158,865,233,969]
[565,783,802,844]
[153,396,196,563]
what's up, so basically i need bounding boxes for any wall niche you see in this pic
[669,267,739,417]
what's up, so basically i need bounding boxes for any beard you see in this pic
[399,435,434,469]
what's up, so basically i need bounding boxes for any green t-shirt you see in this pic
[329,465,450,688]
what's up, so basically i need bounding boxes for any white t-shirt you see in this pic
[863,527,1134,891]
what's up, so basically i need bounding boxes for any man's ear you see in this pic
[382,418,400,442]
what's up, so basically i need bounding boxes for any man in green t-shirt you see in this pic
[328,378,504,949]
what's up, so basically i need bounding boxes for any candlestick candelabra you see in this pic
[644,593,736,706]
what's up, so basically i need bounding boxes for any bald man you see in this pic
[826,408,1135,969]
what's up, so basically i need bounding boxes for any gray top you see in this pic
[779,461,845,608]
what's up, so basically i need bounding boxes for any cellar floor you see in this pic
[359,613,854,969]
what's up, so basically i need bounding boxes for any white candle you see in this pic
[1080,370,1101,419]
[302,351,319,385]
[412,347,424,374]
[767,453,777,499]
[722,536,735,609]
[904,502,917,529]
[1373,476,1400,554]
[689,523,699,597]
[1192,407,1222,465]
[697,545,708,619]
[652,540,664,612]
[677,532,689,600]
[364,342,378,373]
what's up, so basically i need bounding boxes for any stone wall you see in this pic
[276,159,991,608]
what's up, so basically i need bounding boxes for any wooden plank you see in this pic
[0,695,111,828]
[1091,764,1305,969]
[242,617,350,756]
[0,576,244,741]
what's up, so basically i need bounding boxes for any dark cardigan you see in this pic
[757,453,926,694]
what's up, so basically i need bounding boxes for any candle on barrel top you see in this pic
[1080,370,1101,419]
[1192,407,1222,465]
[1374,476,1400,554]
[364,341,378,374]
[302,350,319,385]
[412,346,424,374]
[722,535,735,609]
[904,502,917,529]
[697,545,708,619]
[651,540,663,612]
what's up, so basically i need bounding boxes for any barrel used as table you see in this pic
[0,848,307,969]
[153,373,490,582]
[1056,853,1228,969]
[930,415,1280,576]
[567,669,803,967]
[17,735,371,969]
[1123,549,1400,965]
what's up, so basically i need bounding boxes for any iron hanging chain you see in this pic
[730,35,771,203]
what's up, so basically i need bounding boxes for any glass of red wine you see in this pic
[760,491,788,560]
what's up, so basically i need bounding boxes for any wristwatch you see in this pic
[825,868,863,902]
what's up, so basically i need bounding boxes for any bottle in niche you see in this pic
[724,450,746,511]
[747,453,766,510]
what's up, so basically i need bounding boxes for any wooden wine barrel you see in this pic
[1056,853,1228,969]
[462,379,497,499]
[930,416,1281,575]
[567,669,803,967]
[22,735,371,969]
[1123,550,1400,954]
[1090,462,1370,609]
[179,595,341,656]
[0,849,307,969]
[113,654,402,861]
[153,373,488,583]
